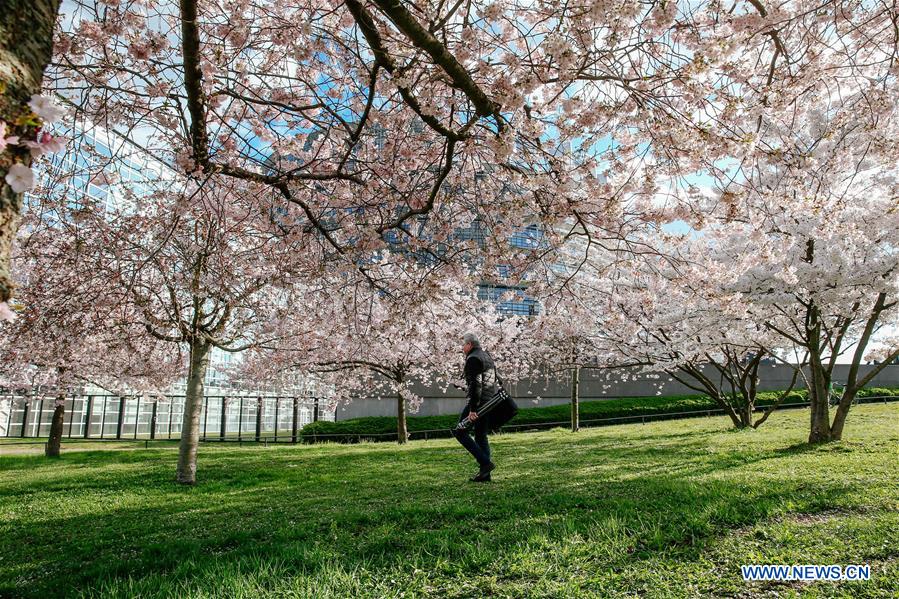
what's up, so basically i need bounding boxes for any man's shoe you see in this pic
[469,462,496,482]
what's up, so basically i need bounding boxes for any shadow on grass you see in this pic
[0,421,870,599]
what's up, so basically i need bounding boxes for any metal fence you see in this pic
[0,394,328,442]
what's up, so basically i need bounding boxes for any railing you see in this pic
[0,394,329,442]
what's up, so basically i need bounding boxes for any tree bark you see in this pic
[396,393,408,444]
[45,394,65,457]
[739,397,751,427]
[734,352,761,427]
[829,387,856,441]
[807,349,832,443]
[0,0,61,307]
[801,244,833,443]
[570,365,580,432]
[176,339,211,484]
[178,0,210,167]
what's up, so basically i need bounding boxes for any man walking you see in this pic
[452,333,497,482]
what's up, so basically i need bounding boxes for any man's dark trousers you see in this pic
[453,405,491,466]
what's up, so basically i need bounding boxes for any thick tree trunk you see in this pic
[176,339,211,485]
[0,0,61,307]
[829,389,857,441]
[45,395,65,457]
[570,365,580,432]
[803,296,833,443]
[725,389,752,429]
[396,393,408,444]
[831,350,899,440]
[807,353,832,443]
[741,399,752,428]
[744,356,763,428]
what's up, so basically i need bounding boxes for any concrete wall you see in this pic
[333,364,899,421]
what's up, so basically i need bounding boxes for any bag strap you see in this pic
[484,349,505,386]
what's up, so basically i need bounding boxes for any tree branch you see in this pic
[368,0,503,126]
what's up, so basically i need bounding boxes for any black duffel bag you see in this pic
[455,351,518,433]
[483,384,518,433]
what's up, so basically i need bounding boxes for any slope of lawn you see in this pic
[300,386,899,441]
[0,403,897,598]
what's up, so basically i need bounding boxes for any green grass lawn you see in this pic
[1,404,897,598]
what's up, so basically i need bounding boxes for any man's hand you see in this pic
[468,411,479,421]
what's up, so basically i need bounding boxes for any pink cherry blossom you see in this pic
[5,164,34,193]
[23,131,65,158]
[27,95,64,123]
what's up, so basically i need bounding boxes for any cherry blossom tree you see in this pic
[20,130,329,480]
[677,3,899,442]
[560,172,896,438]
[523,0,898,418]
[0,177,178,457]
[657,92,896,442]
[243,269,527,443]
[530,227,809,430]
[7,0,828,313]
[118,186,323,483]
[582,1,899,441]
[0,316,175,458]
[636,250,805,429]
[523,218,708,432]
[527,291,611,433]
[699,196,899,442]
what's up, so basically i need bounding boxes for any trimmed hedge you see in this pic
[300,385,899,442]
[856,386,899,398]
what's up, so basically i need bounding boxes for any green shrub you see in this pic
[756,389,807,405]
[856,386,899,398]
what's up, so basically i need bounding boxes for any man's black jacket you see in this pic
[464,347,497,411]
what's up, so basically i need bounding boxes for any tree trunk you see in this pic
[829,389,856,441]
[0,0,61,307]
[744,356,762,428]
[830,295,894,441]
[176,339,211,485]
[45,394,65,457]
[718,392,746,429]
[396,393,408,444]
[741,399,752,428]
[803,297,833,443]
[807,352,832,443]
[570,365,580,432]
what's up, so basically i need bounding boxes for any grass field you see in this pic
[1,404,897,598]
